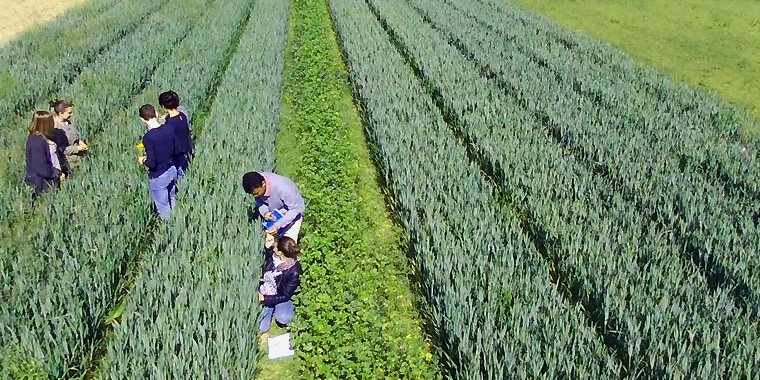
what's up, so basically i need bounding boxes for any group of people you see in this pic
[23,91,192,221]
[136,91,193,221]
[243,171,306,334]
[24,92,307,336]
[24,99,87,196]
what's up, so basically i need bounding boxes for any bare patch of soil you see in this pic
[0,0,88,46]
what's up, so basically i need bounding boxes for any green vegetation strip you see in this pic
[366,0,759,377]
[514,0,760,124]
[0,0,167,121]
[427,0,760,312]
[329,0,621,378]
[272,0,437,378]
[0,0,200,230]
[0,0,254,376]
[99,0,289,376]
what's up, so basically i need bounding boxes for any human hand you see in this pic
[258,292,264,302]
[59,173,65,182]
[78,141,88,151]
[138,156,147,165]
[265,233,276,249]
[266,225,279,235]
[264,212,276,221]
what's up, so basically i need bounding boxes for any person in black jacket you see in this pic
[137,104,178,221]
[159,91,192,178]
[259,236,303,334]
[25,111,66,196]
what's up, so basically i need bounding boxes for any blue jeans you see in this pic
[149,166,177,221]
[259,300,294,333]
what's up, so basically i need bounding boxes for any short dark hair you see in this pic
[242,172,265,193]
[49,99,73,115]
[139,104,157,120]
[278,237,301,259]
[158,91,180,109]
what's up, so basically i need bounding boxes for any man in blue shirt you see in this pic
[242,171,305,242]
[159,91,192,178]
[138,104,177,221]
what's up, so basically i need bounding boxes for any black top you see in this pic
[166,113,192,170]
[51,128,71,174]
[261,249,303,307]
[142,124,176,179]
[25,134,63,194]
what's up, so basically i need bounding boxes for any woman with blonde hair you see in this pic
[25,111,66,196]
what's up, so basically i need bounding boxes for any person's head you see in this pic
[158,91,180,111]
[242,171,266,196]
[49,99,73,121]
[277,236,301,259]
[28,111,55,138]
[139,104,157,123]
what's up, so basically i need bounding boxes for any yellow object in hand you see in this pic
[135,142,144,150]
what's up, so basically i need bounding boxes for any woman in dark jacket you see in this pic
[258,236,303,334]
[25,111,66,196]
[50,99,87,168]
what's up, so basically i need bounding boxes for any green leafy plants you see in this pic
[352,0,760,377]
[275,0,438,377]
[329,0,623,378]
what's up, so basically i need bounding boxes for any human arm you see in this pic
[272,186,305,230]
[256,198,270,222]
[142,136,156,169]
[63,144,79,155]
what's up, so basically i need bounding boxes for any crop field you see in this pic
[0,0,758,379]
[516,0,760,126]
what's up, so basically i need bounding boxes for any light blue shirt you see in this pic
[256,172,305,230]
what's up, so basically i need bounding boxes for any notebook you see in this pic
[268,333,295,360]
[262,209,284,230]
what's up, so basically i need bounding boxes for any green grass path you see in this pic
[515,0,760,123]
[258,0,440,378]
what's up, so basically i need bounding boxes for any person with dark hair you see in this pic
[25,111,66,196]
[158,91,192,178]
[242,171,305,242]
[258,236,303,333]
[167,90,190,121]
[50,99,87,168]
[137,104,178,221]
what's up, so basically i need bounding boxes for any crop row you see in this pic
[473,0,760,197]
[0,0,166,122]
[421,0,760,311]
[365,0,759,377]
[330,0,627,378]
[0,0,254,376]
[0,0,204,227]
[99,0,290,376]
[280,0,437,377]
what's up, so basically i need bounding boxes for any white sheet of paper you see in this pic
[268,333,295,360]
